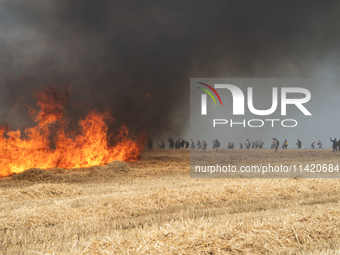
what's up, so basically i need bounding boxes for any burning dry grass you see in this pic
[1,149,340,254]
[0,86,143,178]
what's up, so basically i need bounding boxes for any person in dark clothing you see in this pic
[296,139,302,149]
[330,137,338,152]
[228,142,234,149]
[239,143,243,149]
[190,139,195,149]
[179,138,185,149]
[202,140,207,152]
[168,137,174,149]
[213,139,220,152]
[245,139,251,149]
[175,140,180,149]
[196,139,201,149]
[147,138,153,150]
[311,142,315,149]
[338,140,340,151]
[273,138,279,152]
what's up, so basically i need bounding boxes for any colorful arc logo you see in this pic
[196,82,222,106]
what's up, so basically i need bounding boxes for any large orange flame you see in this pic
[0,85,143,178]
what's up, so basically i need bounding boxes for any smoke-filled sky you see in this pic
[1,1,340,146]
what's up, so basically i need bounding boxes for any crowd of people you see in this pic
[146,137,337,152]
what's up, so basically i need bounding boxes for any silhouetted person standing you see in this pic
[180,138,185,149]
[202,140,207,152]
[214,139,220,152]
[196,139,201,149]
[190,139,195,149]
[330,137,338,152]
[273,138,279,152]
[147,138,153,150]
[228,142,234,149]
[246,139,251,149]
[296,139,302,149]
[168,137,174,149]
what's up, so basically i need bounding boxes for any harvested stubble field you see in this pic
[1,149,340,254]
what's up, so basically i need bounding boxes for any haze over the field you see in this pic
[0,0,340,145]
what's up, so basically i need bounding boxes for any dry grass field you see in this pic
[1,149,340,254]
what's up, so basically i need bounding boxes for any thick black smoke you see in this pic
[0,1,340,139]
